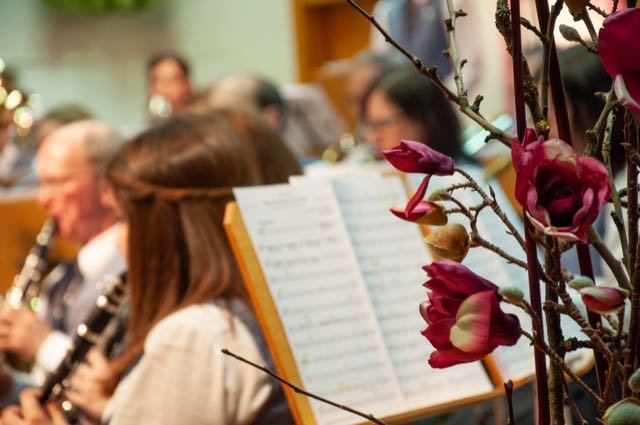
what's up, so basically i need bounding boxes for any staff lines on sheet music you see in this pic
[290,327,377,351]
[267,266,357,287]
[255,219,339,238]
[257,234,344,253]
[273,281,361,301]
[279,292,366,318]
[286,312,370,332]
[305,360,397,391]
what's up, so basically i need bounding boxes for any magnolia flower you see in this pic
[599,8,640,114]
[512,128,610,242]
[577,285,628,315]
[383,140,456,218]
[383,140,455,175]
[421,260,521,368]
[389,201,447,225]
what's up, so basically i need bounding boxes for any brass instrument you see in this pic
[39,273,126,405]
[5,218,57,310]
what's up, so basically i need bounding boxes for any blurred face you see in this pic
[147,58,192,114]
[36,133,107,244]
[364,90,426,156]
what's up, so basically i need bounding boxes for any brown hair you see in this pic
[216,107,301,184]
[106,111,259,377]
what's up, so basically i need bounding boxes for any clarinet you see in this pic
[38,273,127,405]
[5,218,57,309]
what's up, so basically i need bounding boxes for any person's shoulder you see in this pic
[146,300,255,350]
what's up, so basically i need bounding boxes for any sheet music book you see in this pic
[228,174,496,425]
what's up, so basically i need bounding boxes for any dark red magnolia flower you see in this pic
[511,128,611,242]
[383,140,455,217]
[421,260,520,368]
[599,7,640,114]
[383,140,455,175]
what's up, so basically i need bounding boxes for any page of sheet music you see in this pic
[410,166,537,381]
[327,174,494,409]
[234,183,404,425]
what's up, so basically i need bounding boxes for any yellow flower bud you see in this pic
[425,223,470,263]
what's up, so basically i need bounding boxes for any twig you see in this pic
[455,167,526,250]
[504,380,515,425]
[520,329,605,409]
[539,0,565,126]
[495,0,546,129]
[520,17,546,41]
[588,227,631,291]
[345,0,514,146]
[221,349,389,425]
[577,9,599,47]
[586,2,608,17]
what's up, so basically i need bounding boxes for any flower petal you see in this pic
[383,140,455,174]
[614,74,640,115]
[449,291,495,353]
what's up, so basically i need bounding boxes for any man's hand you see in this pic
[0,389,68,425]
[0,307,53,360]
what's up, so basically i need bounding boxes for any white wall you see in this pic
[0,0,295,129]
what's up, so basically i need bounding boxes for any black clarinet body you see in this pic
[5,218,57,309]
[38,273,126,405]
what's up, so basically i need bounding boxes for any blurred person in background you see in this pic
[146,53,193,120]
[1,111,294,425]
[0,120,125,407]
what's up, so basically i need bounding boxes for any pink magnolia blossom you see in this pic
[578,285,628,315]
[389,201,447,225]
[383,140,455,175]
[599,8,640,114]
[511,129,611,242]
[383,140,455,218]
[421,260,520,368]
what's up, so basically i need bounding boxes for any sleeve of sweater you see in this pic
[110,305,274,425]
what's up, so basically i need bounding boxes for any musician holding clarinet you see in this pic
[0,120,125,406]
[1,111,293,425]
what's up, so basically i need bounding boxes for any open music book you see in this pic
[225,168,592,425]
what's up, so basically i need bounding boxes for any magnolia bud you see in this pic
[427,188,451,202]
[603,397,640,425]
[578,285,629,315]
[425,223,470,263]
[629,369,640,393]
[563,0,589,15]
[568,275,595,290]
[499,287,524,304]
[559,24,581,42]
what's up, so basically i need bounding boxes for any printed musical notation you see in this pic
[235,175,494,425]
[234,183,402,425]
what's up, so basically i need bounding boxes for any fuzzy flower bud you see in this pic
[425,223,470,263]
[499,287,524,304]
[559,24,582,42]
[629,369,640,393]
[427,188,451,202]
[603,397,640,425]
[568,275,595,290]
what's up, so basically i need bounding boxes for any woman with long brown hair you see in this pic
[1,112,292,425]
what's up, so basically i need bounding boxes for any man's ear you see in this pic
[98,179,119,212]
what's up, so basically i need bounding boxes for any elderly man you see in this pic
[0,120,126,403]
